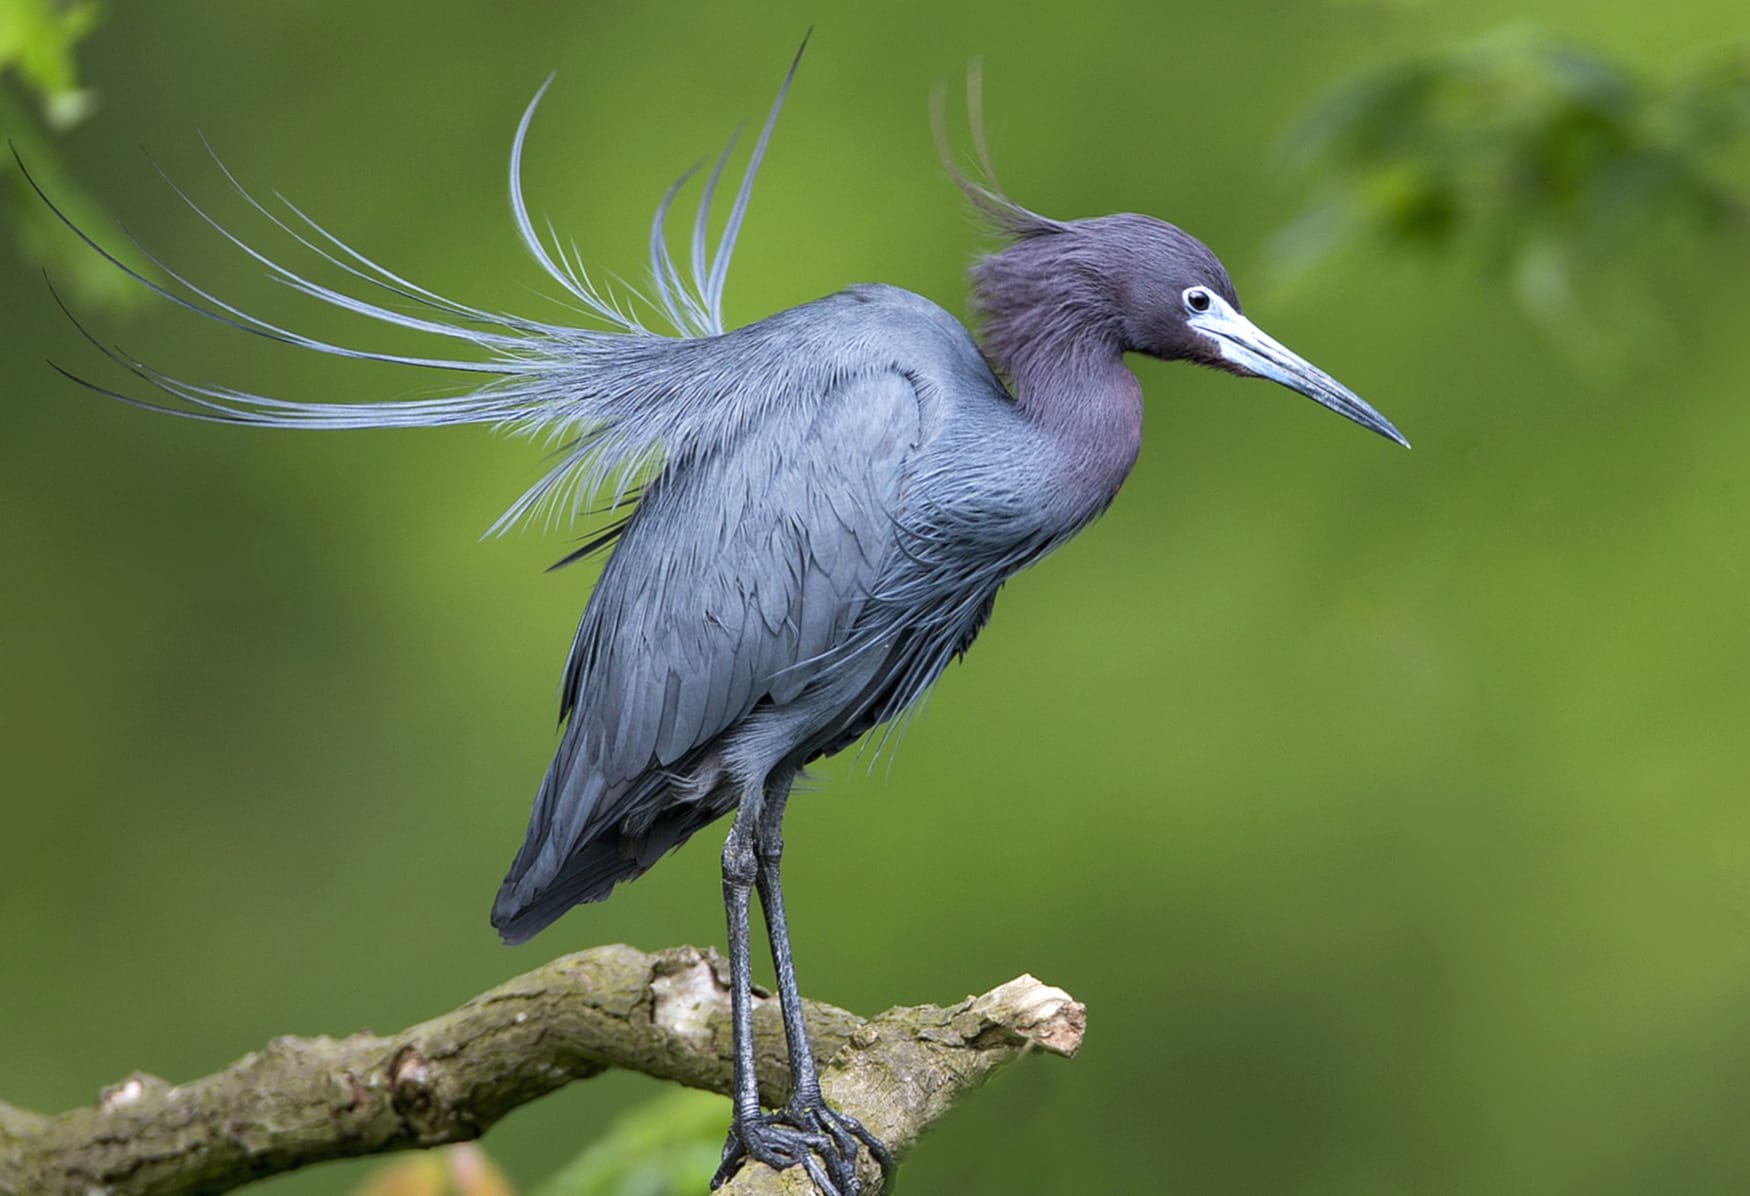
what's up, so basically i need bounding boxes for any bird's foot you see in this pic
[711,1098,892,1196]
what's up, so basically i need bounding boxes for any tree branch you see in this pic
[0,944,1084,1196]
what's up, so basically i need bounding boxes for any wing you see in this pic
[492,367,924,933]
[577,368,922,779]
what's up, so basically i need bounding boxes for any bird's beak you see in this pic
[1187,297,1409,448]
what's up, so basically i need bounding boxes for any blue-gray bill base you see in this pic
[28,39,1406,1196]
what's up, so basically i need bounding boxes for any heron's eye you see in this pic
[1184,287,1212,314]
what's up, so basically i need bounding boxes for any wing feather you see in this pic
[516,369,922,875]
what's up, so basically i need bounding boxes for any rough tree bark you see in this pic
[0,944,1084,1196]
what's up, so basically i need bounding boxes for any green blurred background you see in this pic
[3,1,1749,1193]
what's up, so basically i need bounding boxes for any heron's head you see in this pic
[969,205,1408,448]
[1084,213,1408,447]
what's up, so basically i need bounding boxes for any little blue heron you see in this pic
[33,41,1406,1196]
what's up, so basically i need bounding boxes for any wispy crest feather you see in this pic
[931,60,1065,243]
[27,40,810,535]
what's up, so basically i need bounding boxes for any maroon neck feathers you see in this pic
[970,238,1144,515]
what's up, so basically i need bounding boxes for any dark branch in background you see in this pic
[0,945,1084,1196]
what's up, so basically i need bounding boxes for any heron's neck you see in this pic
[972,243,1143,515]
[999,328,1143,519]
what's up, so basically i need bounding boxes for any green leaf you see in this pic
[529,1089,729,1196]
[0,0,104,117]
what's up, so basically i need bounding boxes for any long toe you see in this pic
[712,1103,890,1196]
[808,1102,893,1181]
[712,1117,837,1193]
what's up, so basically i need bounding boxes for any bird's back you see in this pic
[492,284,1068,942]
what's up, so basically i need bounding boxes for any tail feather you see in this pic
[491,784,730,945]
[492,717,738,944]
[491,838,632,945]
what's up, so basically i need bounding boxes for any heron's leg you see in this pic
[753,778,893,1190]
[749,780,818,1100]
[713,794,843,1196]
[718,806,762,1135]
[711,777,892,1196]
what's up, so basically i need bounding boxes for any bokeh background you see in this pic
[4,1,1749,1193]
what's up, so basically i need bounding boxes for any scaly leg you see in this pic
[716,808,763,1153]
[713,789,841,1194]
[711,777,892,1196]
[754,780,892,1194]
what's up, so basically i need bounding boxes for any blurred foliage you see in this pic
[0,0,142,310]
[526,1090,725,1196]
[1268,27,1750,360]
[352,1145,516,1196]
[0,0,100,123]
[323,1086,721,1196]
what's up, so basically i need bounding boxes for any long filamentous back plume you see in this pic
[26,43,809,536]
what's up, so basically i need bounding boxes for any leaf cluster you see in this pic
[1,0,143,311]
[1269,28,1750,353]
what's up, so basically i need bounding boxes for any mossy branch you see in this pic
[0,944,1084,1196]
